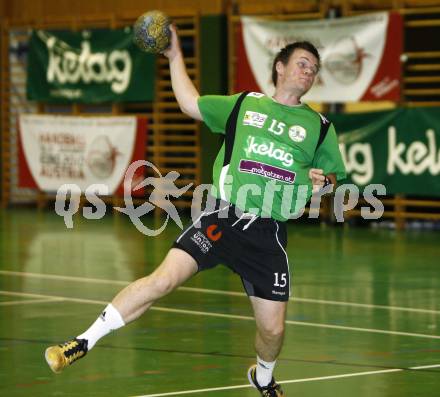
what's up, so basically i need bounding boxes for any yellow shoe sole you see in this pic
[45,346,66,374]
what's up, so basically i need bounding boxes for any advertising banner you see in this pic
[332,107,440,195]
[235,12,403,102]
[27,29,154,103]
[18,115,146,195]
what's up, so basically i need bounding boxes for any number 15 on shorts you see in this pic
[274,272,287,287]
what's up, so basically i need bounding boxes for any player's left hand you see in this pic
[309,168,326,193]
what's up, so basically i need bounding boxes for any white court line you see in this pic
[0,290,107,306]
[0,290,439,340]
[131,363,440,397]
[412,364,440,370]
[0,297,63,306]
[1,270,439,315]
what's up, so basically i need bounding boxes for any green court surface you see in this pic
[0,208,439,397]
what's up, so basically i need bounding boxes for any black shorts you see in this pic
[173,199,290,302]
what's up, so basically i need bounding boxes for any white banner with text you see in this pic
[235,12,403,102]
[18,114,146,194]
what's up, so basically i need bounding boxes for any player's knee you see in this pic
[150,275,176,296]
[259,322,285,340]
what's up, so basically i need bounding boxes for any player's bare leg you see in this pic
[248,297,287,396]
[45,248,198,373]
[112,248,197,322]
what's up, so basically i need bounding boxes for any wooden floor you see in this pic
[0,208,439,397]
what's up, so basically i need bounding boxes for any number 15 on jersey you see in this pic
[274,272,287,287]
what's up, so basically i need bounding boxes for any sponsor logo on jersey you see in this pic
[239,159,296,184]
[247,92,265,98]
[191,231,212,254]
[245,135,294,167]
[271,290,286,296]
[206,224,222,241]
[288,125,307,142]
[243,111,268,129]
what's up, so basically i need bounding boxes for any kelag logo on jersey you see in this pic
[244,135,294,167]
[243,111,268,129]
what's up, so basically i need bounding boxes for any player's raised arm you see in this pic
[163,25,202,121]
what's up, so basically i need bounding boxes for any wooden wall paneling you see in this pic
[1,0,225,21]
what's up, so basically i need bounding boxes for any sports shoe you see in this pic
[247,364,285,397]
[45,338,88,373]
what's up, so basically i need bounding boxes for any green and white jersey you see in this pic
[198,92,346,221]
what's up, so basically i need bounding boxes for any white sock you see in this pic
[256,356,276,387]
[77,304,125,350]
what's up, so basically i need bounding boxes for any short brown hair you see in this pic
[271,41,321,86]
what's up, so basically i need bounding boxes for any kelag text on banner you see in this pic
[27,29,154,103]
[332,107,440,196]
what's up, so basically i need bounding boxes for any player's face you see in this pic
[276,49,319,96]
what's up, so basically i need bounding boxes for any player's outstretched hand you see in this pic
[163,24,181,60]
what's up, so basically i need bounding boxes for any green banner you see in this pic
[26,29,155,103]
[329,107,440,196]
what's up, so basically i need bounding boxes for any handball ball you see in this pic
[133,10,171,54]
